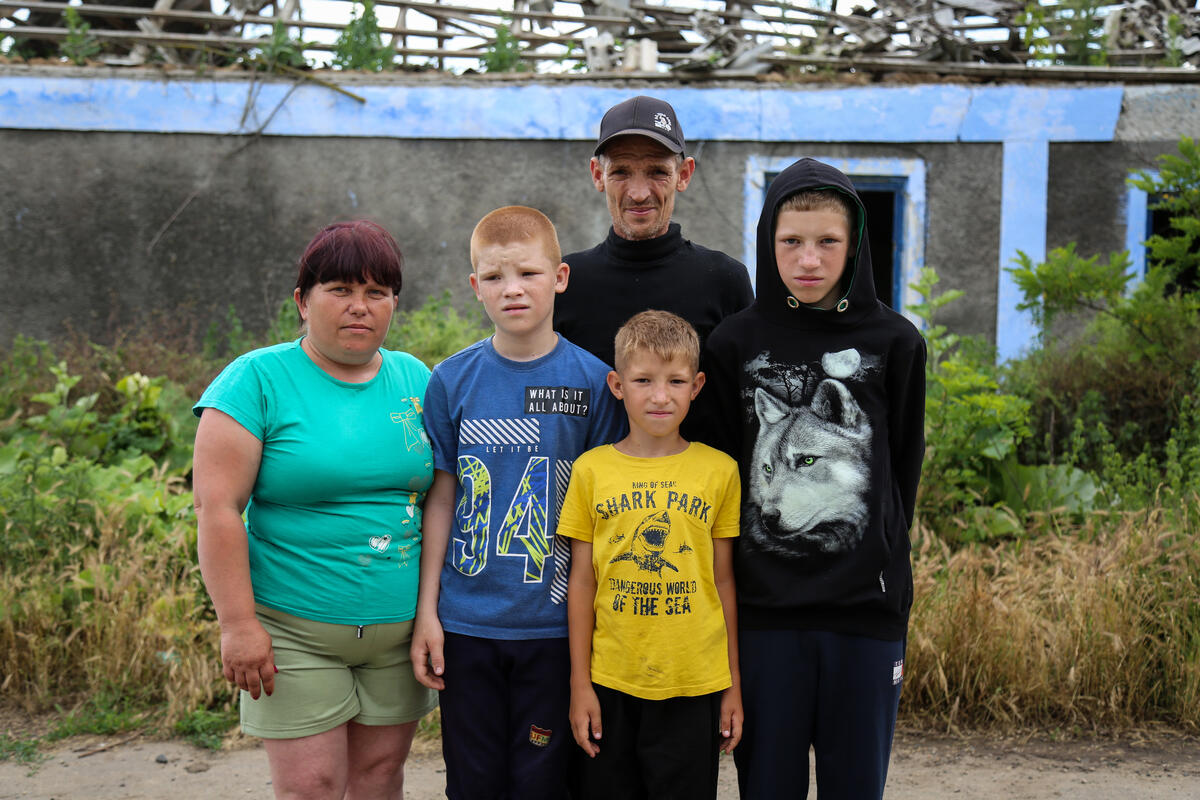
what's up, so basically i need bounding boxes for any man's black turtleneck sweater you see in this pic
[554,223,753,368]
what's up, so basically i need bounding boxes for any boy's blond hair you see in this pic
[469,205,561,271]
[778,188,858,252]
[613,310,700,373]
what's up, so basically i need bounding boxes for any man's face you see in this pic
[590,136,696,241]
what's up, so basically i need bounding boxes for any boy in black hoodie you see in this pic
[695,158,926,799]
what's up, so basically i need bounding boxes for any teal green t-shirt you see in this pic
[194,340,434,624]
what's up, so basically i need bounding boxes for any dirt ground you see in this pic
[2,724,1199,799]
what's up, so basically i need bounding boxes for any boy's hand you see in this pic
[569,684,602,757]
[718,685,743,754]
[410,613,446,691]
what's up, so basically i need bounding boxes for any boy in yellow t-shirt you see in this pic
[558,310,742,800]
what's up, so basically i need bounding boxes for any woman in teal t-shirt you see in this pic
[193,220,436,798]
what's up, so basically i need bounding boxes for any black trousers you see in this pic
[571,684,721,800]
[439,632,571,800]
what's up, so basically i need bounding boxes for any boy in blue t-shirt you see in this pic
[411,206,626,799]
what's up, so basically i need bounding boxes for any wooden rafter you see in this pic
[1,0,1197,77]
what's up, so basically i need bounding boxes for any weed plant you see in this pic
[1018,0,1108,65]
[254,21,310,71]
[481,18,529,73]
[0,732,42,766]
[60,7,101,66]
[909,268,1059,542]
[173,707,239,749]
[332,0,392,71]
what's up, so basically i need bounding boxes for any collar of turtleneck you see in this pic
[603,222,684,263]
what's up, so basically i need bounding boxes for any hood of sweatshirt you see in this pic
[755,158,877,328]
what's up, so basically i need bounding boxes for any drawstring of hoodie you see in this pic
[784,296,850,312]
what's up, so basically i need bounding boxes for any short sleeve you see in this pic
[711,455,741,539]
[394,351,433,398]
[557,451,598,543]
[586,369,628,449]
[423,366,457,475]
[193,354,269,441]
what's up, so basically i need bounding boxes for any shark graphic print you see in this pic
[744,348,874,561]
[607,509,695,576]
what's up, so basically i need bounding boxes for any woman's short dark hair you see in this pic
[295,220,404,299]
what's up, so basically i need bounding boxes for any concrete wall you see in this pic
[2,68,1196,359]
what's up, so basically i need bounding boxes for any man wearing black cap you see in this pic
[554,95,753,368]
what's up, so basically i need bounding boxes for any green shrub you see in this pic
[1005,137,1200,503]
[0,363,195,574]
[387,290,491,367]
[909,269,1041,542]
[1130,135,1200,295]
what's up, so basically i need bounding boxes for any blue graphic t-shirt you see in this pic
[194,340,434,624]
[425,335,626,639]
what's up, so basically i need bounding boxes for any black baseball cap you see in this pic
[594,96,685,157]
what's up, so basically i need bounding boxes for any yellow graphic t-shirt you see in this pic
[558,442,740,700]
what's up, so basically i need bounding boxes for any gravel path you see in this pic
[2,728,1198,798]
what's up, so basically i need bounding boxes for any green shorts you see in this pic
[241,604,437,740]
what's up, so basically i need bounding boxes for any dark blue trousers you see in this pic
[734,629,905,800]
[439,632,571,800]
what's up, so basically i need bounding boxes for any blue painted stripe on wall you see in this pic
[996,139,1048,362]
[757,85,973,142]
[959,86,1122,142]
[1124,174,1153,286]
[1,76,1122,144]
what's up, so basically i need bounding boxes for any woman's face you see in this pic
[294,279,398,367]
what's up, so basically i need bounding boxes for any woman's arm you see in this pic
[193,408,273,699]
[411,468,455,691]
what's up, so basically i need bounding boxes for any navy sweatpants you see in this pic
[734,629,905,800]
[439,632,571,800]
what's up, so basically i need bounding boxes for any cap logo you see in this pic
[652,112,672,133]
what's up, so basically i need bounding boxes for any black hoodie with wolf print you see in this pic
[695,158,926,641]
